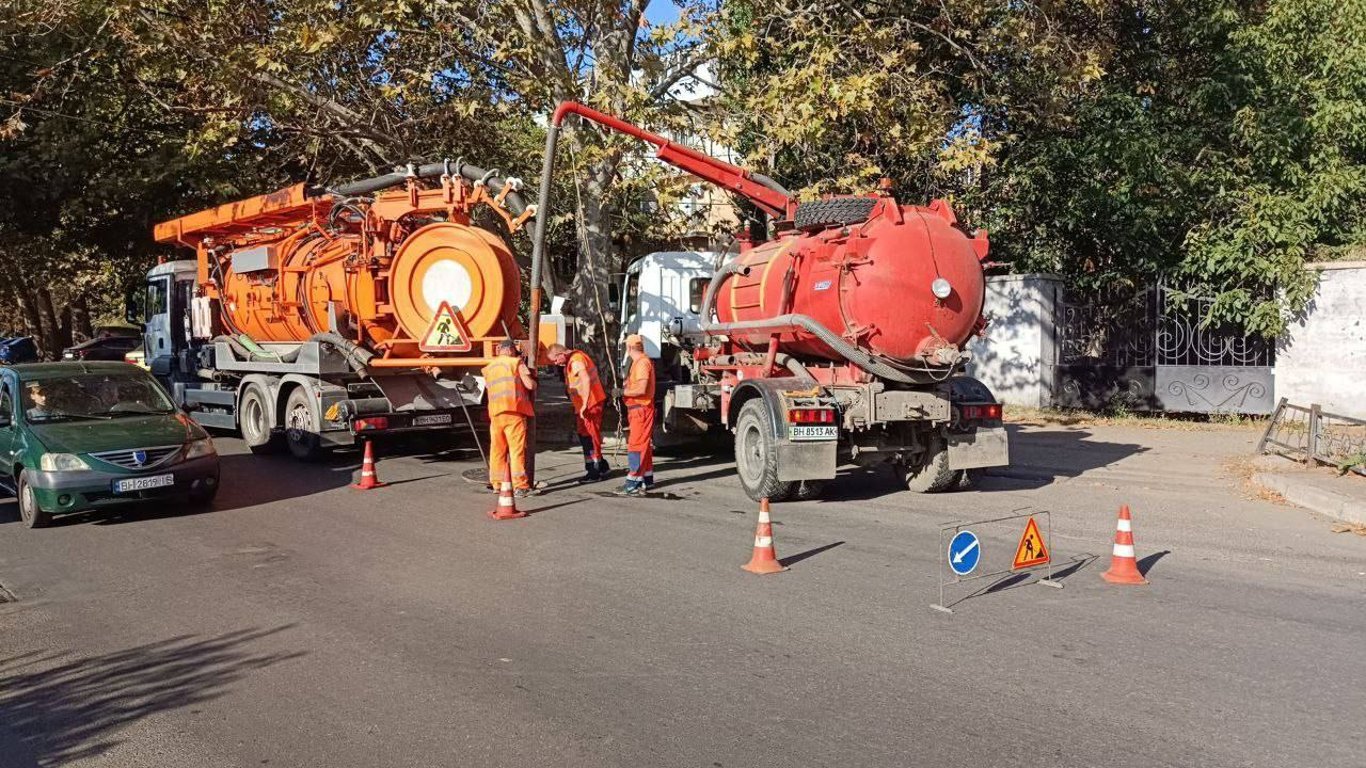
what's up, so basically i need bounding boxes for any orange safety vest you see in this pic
[564,350,606,410]
[623,355,656,409]
[482,357,534,417]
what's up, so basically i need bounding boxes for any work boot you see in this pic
[578,463,602,484]
[615,480,645,497]
[514,487,540,499]
[596,458,611,477]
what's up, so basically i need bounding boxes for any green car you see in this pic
[0,362,220,528]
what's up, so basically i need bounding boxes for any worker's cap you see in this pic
[496,338,519,352]
[624,334,644,349]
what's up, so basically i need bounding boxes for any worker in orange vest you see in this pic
[618,333,656,496]
[548,343,610,483]
[481,338,538,497]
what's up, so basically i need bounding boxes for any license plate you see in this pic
[413,413,453,426]
[113,474,175,494]
[790,425,838,441]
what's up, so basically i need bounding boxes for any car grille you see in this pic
[87,445,182,470]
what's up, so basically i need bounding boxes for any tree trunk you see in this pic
[569,158,623,369]
[70,293,93,341]
[34,287,64,359]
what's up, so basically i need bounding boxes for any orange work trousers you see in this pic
[576,404,605,460]
[626,403,655,481]
[488,412,531,490]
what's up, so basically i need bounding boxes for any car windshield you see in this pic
[22,371,175,422]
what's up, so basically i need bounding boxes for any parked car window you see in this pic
[0,385,11,422]
[23,372,175,422]
[624,271,641,325]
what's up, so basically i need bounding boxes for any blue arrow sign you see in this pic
[948,529,981,576]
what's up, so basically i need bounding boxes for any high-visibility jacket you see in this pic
[623,355,656,409]
[482,357,534,417]
[564,349,606,410]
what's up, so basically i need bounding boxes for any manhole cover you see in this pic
[0,583,16,603]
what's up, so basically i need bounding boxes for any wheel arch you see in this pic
[727,378,808,438]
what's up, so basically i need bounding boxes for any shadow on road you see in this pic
[978,425,1150,490]
[1138,549,1171,576]
[779,541,845,567]
[0,626,305,767]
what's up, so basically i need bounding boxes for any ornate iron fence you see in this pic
[1052,282,1276,414]
[1258,399,1366,476]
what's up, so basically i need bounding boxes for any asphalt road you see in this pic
[1,422,1363,767]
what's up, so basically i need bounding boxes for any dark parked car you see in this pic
[0,362,220,528]
[62,335,142,362]
[0,337,39,365]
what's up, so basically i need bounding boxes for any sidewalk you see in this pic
[1252,455,1366,526]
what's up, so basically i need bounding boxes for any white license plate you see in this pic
[113,474,176,494]
[413,413,453,426]
[790,425,838,441]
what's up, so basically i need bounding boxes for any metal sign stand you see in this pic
[931,509,1062,614]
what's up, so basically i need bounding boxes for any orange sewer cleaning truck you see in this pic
[142,161,565,459]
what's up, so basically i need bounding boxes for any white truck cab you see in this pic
[618,251,726,359]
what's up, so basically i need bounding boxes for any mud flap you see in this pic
[777,439,837,481]
[947,426,1010,470]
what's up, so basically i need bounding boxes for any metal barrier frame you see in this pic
[931,508,1063,614]
[1258,398,1366,477]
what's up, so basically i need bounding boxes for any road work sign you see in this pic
[420,301,472,353]
[948,530,981,576]
[1012,516,1050,569]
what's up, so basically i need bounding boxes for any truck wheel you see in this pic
[734,399,796,502]
[793,480,826,501]
[18,471,52,529]
[239,385,283,454]
[283,387,326,462]
[902,438,958,493]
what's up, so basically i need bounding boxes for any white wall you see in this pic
[1276,263,1366,416]
[966,275,1060,407]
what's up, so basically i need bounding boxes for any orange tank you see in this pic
[153,170,536,365]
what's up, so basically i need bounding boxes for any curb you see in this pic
[1253,472,1366,527]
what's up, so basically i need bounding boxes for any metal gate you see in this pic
[1052,283,1276,415]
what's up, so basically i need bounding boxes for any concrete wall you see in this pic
[1275,262,1366,416]
[966,274,1060,407]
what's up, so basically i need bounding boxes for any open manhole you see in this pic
[0,583,16,603]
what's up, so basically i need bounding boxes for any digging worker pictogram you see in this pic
[481,338,538,497]
[618,334,656,496]
[548,343,610,483]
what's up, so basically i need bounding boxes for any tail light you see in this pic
[353,416,390,431]
[959,403,1003,421]
[787,408,835,424]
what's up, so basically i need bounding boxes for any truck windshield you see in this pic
[23,372,175,422]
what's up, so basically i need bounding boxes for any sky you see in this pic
[643,2,682,28]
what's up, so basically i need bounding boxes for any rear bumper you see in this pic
[29,456,221,514]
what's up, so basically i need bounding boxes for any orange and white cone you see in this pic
[350,440,386,490]
[488,481,527,520]
[742,498,787,574]
[1101,505,1148,585]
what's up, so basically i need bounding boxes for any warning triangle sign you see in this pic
[1012,516,1050,569]
[419,301,473,353]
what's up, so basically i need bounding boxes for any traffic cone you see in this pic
[350,440,386,490]
[488,481,527,520]
[1101,505,1148,585]
[742,498,787,575]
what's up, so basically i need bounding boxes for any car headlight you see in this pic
[40,453,91,472]
[184,437,217,460]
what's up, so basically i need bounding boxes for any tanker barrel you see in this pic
[700,313,933,385]
[698,261,752,323]
[326,161,528,215]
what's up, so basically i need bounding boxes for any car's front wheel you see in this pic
[17,471,52,529]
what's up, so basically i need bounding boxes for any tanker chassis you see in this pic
[531,104,1008,501]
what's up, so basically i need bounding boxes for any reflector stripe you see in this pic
[1117,519,1131,532]
[1113,543,1135,558]
[499,497,514,507]
[758,510,771,524]
[500,482,513,491]
[755,536,773,547]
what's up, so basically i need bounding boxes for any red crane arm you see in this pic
[551,102,795,220]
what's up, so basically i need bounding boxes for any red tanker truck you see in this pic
[528,104,1008,500]
[145,162,564,459]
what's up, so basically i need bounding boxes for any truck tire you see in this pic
[239,385,283,455]
[17,471,52,529]
[283,386,326,462]
[902,437,958,493]
[734,398,797,502]
[793,197,877,232]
